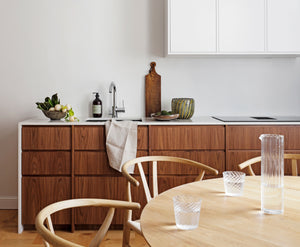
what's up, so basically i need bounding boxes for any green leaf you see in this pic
[45,97,54,107]
[51,93,59,105]
[44,102,52,110]
[68,109,74,117]
[36,102,44,110]
[37,102,48,110]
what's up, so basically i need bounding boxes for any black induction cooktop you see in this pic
[212,116,300,122]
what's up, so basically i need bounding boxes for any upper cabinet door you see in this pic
[218,0,265,53]
[267,0,300,53]
[168,0,217,54]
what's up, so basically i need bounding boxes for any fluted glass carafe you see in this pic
[259,134,284,214]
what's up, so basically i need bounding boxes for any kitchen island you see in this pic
[18,117,300,233]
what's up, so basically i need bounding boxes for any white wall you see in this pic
[0,0,300,207]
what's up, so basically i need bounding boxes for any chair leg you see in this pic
[122,223,131,247]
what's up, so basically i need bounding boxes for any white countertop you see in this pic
[18,116,300,126]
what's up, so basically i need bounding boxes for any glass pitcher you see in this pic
[259,134,284,214]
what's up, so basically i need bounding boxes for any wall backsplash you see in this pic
[0,0,300,207]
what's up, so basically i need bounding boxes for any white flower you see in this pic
[69,116,75,122]
[49,107,55,111]
[65,104,71,111]
[54,104,62,111]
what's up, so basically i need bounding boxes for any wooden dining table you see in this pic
[140,176,300,247]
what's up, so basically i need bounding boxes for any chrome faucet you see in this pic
[109,81,125,118]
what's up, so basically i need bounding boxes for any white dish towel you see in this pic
[105,120,137,174]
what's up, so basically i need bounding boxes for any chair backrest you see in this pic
[121,156,218,213]
[238,153,300,176]
[35,198,140,247]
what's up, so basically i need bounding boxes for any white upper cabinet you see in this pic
[267,0,300,53]
[218,0,265,53]
[166,0,300,55]
[168,0,217,54]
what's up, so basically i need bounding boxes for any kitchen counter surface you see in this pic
[18,116,300,125]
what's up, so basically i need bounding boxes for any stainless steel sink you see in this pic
[85,117,142,122]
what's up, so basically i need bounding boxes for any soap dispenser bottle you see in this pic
[92,92,102,118]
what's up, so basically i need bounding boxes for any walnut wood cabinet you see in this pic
[226,125,300,174]
[21,126,72,227]
[149,125,225,193]
[22,123,300,230]
[73,126,148,226]
[21,125,148,230]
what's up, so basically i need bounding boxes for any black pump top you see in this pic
[93,92,100,98]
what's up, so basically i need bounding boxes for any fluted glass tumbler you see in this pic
[260,134,284,214]
[223,171,245,196]
[173,195,202,230]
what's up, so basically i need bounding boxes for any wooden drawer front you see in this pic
[150,126,225,150]
[74,176,146,224]
[227,151,261,174]
[137,126,148,150]
[22,177,71,224]
[75,126,148,150]
[227,126,300,150]
[74,151,111,175]
[74,126,105,150]
[74,150,148,175]
[228,151,300,176]
[22,151,71,175]
[22,126,71,150]
[151,151,224,176]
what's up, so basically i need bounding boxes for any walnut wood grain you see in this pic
[145,62,161,117]
[227,125,300,150]
[153,175,217,194]
[22,177,71,224]
[74,150,148,175]
[74,126,148,150]
[149,125,225,150]
[74,176,147,224]
[137,126,148,150]
[150,150,224,175]
[74,126,106,150]
[71,125,75,232]
[22,126,71,150]
[22,151,71,175]
[154,175,198,194]
[227,151,261,174]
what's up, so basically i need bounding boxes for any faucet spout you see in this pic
[109,81,125,118]
[109,82,116,93]
[109,82,117,118]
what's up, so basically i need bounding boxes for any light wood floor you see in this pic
[0,210,148,247]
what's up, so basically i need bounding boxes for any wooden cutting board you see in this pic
[145,62,161,117]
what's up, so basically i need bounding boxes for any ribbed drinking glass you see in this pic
[223,171,245,196]
[173,195,202,230]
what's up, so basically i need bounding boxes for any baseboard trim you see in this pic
[0,196,18,209]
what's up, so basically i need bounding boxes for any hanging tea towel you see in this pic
[105,120,137,174]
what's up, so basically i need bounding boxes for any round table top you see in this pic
[140,176,300,247]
